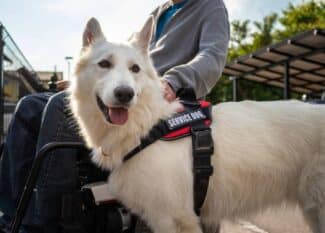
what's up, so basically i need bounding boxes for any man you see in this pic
[0,0,229,232]
[152,0,229,100]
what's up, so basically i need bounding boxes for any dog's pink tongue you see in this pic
[109,108,128,125]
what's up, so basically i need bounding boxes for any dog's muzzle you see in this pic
[96,95,129,125]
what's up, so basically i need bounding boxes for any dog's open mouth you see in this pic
[96,95,128,125]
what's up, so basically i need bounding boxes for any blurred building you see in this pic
[37,71,63,88]
[1,23,52,136]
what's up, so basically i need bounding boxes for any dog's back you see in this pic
[202,101,325,232]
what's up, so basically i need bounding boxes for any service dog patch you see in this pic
[166,109,207,130]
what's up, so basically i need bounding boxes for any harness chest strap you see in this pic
[191,123,214,215]
[122,101,214,215]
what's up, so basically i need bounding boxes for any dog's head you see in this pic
[72,17,159,126]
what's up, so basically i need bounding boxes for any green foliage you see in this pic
[227,20,253,62]
[252,13,278,49]
[206,77,233,104]
[207,0,325,103]
[236,79,283,101]
[230,20,250,47]
[275,0,325,40]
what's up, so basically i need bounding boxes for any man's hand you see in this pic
[162,80,176,102]
[56,80,70,91]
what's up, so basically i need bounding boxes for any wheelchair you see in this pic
[10,142,143,233]
[11,142,142,233]
[0,92,151,233]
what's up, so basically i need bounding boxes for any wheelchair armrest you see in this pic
[82,181,117,205]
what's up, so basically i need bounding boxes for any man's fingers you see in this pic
[162,80,176,102]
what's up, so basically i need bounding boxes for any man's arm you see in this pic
[163,6,230,99]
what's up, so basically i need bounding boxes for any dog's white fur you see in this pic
[69,18,325,233]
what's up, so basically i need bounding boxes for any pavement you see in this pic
[1,207,313,233]
[220,206,312,233]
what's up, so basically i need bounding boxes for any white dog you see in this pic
[69,18,325,233]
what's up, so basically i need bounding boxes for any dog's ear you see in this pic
[83,17,105,47]
[130,16,154,54]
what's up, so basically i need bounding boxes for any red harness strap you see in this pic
[162,101,212,140]
[163,120,212,139]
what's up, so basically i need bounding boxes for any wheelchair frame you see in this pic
[10,142,89,233]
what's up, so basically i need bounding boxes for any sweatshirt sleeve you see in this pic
[163,6,230,98]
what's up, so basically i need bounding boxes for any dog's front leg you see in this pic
[149,215,177,233]
[149,213,203,233]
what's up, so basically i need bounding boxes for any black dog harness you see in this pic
[122,99,214,215]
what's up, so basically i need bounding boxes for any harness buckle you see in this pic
[191,126,214,155]
[191,126,214,176]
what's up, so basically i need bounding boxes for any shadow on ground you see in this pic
[221,206,312,233]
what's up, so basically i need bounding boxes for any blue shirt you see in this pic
[155,0,188,41]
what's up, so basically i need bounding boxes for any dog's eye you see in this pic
[98,59,112,69]
[130,64,140,73]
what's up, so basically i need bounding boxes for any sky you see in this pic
[0,0,304,78]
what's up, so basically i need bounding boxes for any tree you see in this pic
[208,0,325,103]
[230,20,250,47]
[275,0,325,40]
[252,13,278,49]
[228,20,253,62]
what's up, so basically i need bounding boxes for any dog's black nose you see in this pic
[114,86,134,104]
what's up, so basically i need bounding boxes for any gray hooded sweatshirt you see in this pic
[149,0,230,98]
